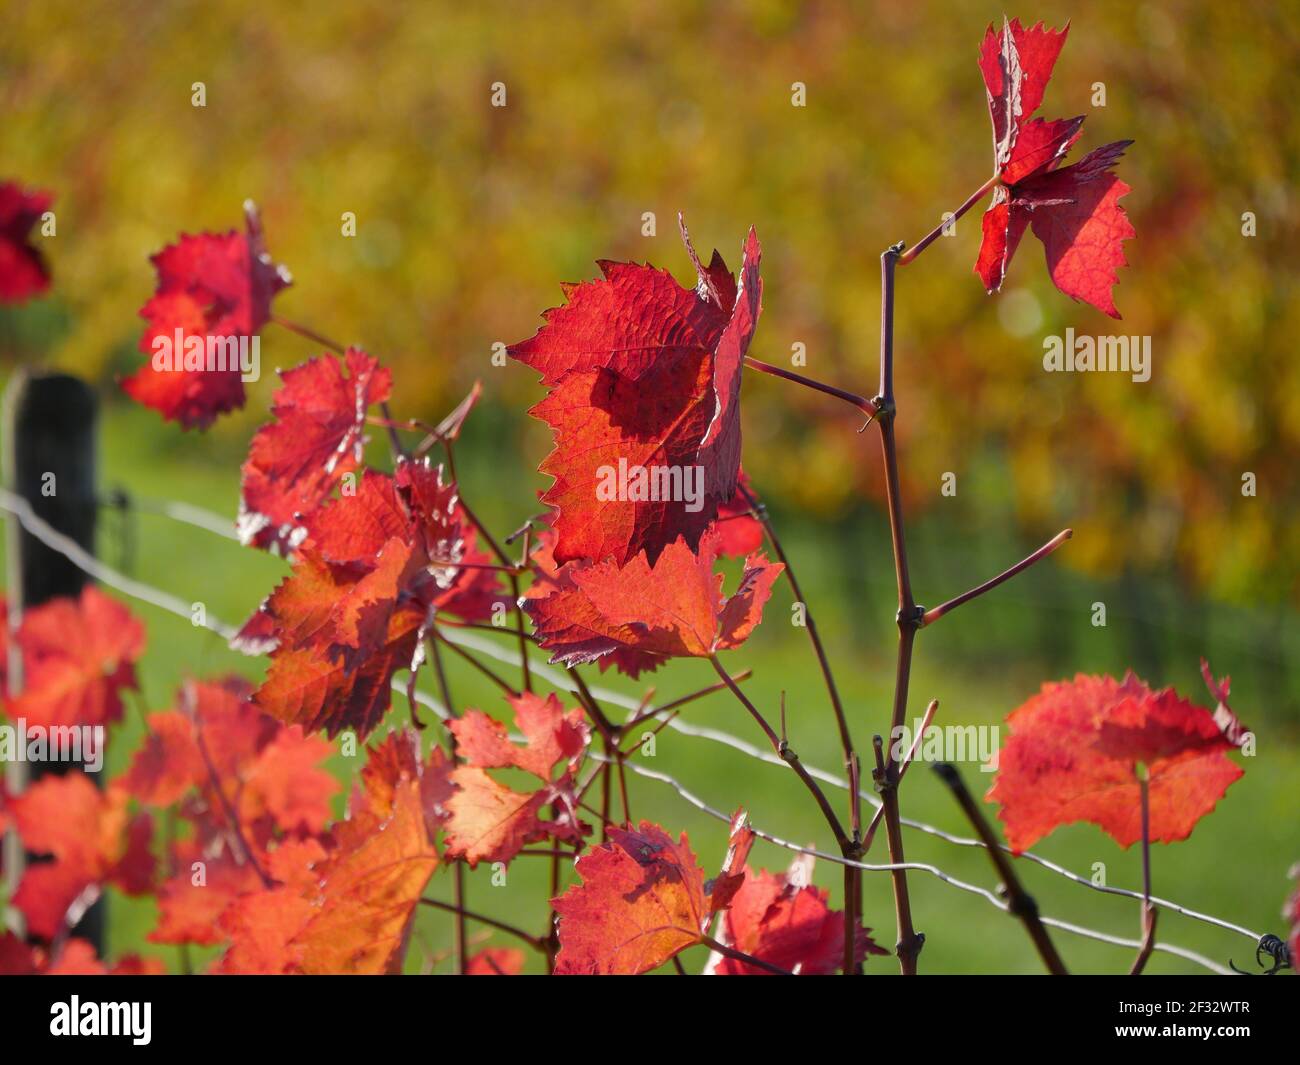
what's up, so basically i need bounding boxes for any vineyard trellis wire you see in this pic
[0,483,1271,976]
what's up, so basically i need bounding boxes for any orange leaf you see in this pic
[987,670,1246,852]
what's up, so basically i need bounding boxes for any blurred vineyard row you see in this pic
[1,0,1297,605]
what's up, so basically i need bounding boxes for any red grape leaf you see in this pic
[10,774,154,939]
[149,858,266,947]
[449,691,588,781]
[125,678,338,840]
[978,17,1069,173]
[708,852,886,975]
[120,710,205,807]
[553,816,756,975]
[987,671,1246,852]
[0,180,53,304]
[0,934,165,976]
[215,730,446,974]
[509,224,762,567]
[123,201,290,429]
[253,461,506,737]
[9,586,144,730]
[1014,142,1136,318]
[524,528,782,667]
[526,524,663,680]
[255,601,424,739]
[1200,657,1250,747]
[974,20,1135,318]
[714,469,765,559]
[444,692,590,867]
[238,348,392,553]
[552,822,709,974]
[238,725,339,835]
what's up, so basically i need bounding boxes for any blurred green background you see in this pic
[1,0,1296,974]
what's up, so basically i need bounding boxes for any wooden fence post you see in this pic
[2,369,101,949]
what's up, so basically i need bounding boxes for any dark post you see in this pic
[2,369,101,949]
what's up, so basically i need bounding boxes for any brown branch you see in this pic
[419,897,547,952]
[743,357,878,418]
[452,494,533,693]
[434,628,520,696]
[896,173,1000,267]
[620,670,752,731]
[921,529,1072,627]
[862,699,937,854]
[871,243,925,974]
[735,480,865,973]
[931,762,1068,975]
[270,314,346,354]
[192,713,272,889]
[699,934,793,976]
[1130,773,1158,975]
[709,655,851,854]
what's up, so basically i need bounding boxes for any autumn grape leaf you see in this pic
[707,852,886,975]
[8,586,144,730]
[0,180,53,304]
[150,858,267,947]
[978,17,1070,174]
[524,527,782,669]
[0,933,164,976]
[253,461,504,737]
[122,200,291,429]
[124,678,339,842]
[714,469,765,559]
[238,348,393,553]
[120,709,206,808]
[987,669,1247,852]
[443,692,590,867]
[526,524,662,680]
[10,773,154,939]
[214,729,449,974]
[509,222,762,567]
[974,18,1134,318]
[552,815,753,975]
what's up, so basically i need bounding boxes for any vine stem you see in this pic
[618,670,752,731]
[921,529,1073,627]
[709,655,851,855]
[188,688,272,889]
[699,934,794,976]
[861,699,937,854]
[932,763,1068,975]
[863,174,1048,973]
[735,481,864,974]
[419,898,547,952]
[1130,772,1158,975]
[743,356,877,418]
[270,314,346,354]
[874,243,925,974]
[422,623,468,976]
[896,173,1000,267]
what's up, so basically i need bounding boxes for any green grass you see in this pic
[4,395,1297,975]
